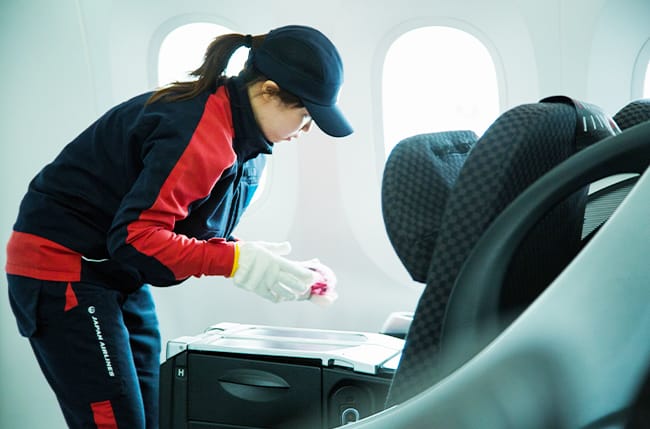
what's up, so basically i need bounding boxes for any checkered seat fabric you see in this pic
[384,99,618,407]
[613,99,650,130]
[382,131,478,283]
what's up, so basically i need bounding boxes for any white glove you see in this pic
[299,259,339,307]
[232,241,317,303]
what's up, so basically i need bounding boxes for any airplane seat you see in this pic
[350,119,650,429]
[613,98,650,130]
[379,130,477,340]
[583,99,650,240]
[381,130,478,284]
[383,96,619,407]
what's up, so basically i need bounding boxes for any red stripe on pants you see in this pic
[64,282,79,311]
[90,400,118,429]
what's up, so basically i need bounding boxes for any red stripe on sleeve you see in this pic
[126,87,238,279]
[5,231,82,281]
[90,400,118,429]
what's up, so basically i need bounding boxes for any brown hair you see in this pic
[147,32,303,107]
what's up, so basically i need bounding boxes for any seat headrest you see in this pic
[613,98,650,130]
[382,130,478,282]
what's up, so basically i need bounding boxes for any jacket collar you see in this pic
[225,77,273,160]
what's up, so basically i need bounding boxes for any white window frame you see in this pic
[632,38,650,98]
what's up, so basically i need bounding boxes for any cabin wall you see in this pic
[1,0,648,427]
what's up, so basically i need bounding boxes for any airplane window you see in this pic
[645,61,650,97]
[157,22,247,85]
[382,26,500,157]
[157,22,267,206]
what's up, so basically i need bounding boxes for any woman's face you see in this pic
[250,81,314,143]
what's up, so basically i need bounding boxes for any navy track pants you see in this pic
[7,274,161,428]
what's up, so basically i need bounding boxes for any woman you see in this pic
[5,24,351,428]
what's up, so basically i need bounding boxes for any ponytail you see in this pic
[146,33,265,104]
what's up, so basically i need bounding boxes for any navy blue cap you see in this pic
[250,25,353,137]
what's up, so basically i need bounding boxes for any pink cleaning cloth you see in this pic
[300,259,338,306]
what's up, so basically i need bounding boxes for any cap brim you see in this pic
[303,101,353,138]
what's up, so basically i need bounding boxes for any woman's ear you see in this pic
[261,80,280,100]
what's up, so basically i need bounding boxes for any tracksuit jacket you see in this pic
[6,76,271,332]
